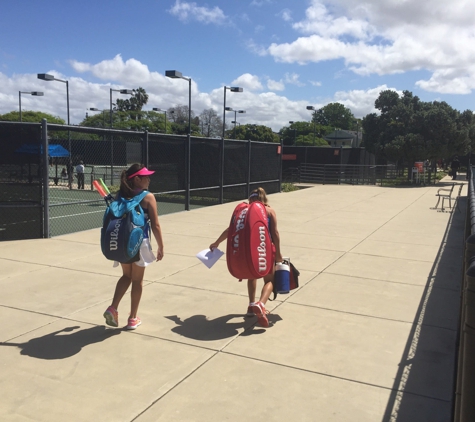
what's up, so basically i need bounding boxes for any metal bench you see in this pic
[433,183,463,212]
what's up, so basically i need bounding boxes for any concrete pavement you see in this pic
[0,178,466,421]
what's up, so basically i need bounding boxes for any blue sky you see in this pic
[1,0,474,131]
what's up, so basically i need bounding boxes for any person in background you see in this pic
[103,164,164,330]
[209,187,282,328]
[451,156,460,180]
[76,160,85,189]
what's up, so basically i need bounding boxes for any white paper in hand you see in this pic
[196,248,224,269]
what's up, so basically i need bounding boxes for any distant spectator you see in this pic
[61,168,67,179]
[76,161,85,189]
[451,156,460,180]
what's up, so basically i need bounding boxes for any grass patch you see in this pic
[281,182,300,192]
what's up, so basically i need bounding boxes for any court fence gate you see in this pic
[0,120,282,240]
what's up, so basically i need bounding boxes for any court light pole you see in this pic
[38,73,71,188]
[109,88,133,128]
[165,71,191,135]
[152,108,167,133]
[232,110,245,138]
[165,70,192,210]
[224,107,233,137]
[19,91,43,122]
[109,88,132,185]
[222,86,243,139]
[89,108,106,127]
[289,121,297,145]
[37,74,69,125]
[306,106,317,146]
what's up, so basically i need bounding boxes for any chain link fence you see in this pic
[0,120,282,240]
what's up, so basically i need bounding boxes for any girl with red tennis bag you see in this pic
[226,201,275,280]
[209,187,282,328]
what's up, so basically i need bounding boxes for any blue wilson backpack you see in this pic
[101,190,149,263]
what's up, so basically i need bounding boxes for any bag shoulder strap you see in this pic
[109,190,149,216]
[124,190,149,213]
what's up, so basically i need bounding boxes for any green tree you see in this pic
[279,121,332,146]
[199,108,223,137]
[0,110,70,140]
[167,105,199,135]
[82,110,107,128]
[232,124,280,142]
[362,89,475,177]
[115,87,149,113]
[0,110,64,124]
[315,103,355,130]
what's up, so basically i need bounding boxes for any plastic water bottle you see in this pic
[274,259,290,294]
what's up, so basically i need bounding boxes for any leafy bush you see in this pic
[281,182,299,192]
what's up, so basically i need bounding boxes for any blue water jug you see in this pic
[274,260,290,294]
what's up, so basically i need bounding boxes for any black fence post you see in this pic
[279,139,283,191]
[185,134,191,211]
[143,130,149,168]
[219,137,224,204]
[41,118,50,238]
[460,258,475,422]
[247,139,252,198]
[110,132,115,186]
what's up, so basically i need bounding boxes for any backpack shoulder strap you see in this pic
[125,190,149,212]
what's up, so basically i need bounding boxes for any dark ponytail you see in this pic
[119,163,144,198]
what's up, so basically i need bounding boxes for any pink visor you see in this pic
[128,167,155,179]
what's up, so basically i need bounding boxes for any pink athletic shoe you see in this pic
[250,302,269,328]
[126,317,142,330]
[103,306,118,327]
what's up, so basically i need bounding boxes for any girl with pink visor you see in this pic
[103,163,164,330]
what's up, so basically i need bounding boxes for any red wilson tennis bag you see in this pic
[226,201,274,280]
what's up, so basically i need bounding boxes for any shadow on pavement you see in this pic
[382,197,465,421]
[1,325,121,360]
[165,314,248,341]
[165,312,284,340]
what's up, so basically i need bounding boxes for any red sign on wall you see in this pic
[282,154,297,160]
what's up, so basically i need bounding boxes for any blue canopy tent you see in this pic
[15,144,70,184]
[15,144,70,157]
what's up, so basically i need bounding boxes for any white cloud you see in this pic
[331,85,403,118]
[292,1,373,40]
[279,9,293,22]
[268,35,348,65]
[70,54,157,84]
[0,55,433,133]
[246,39,268,56]
[231,73,263,91]
[168,0,228,25]
[284,73,304,87]
[250,0,273,7]
[267,79,285,91]
[263,0,475,94]
[415,67,475,94]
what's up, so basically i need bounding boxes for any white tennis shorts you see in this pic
[113,239,156,268]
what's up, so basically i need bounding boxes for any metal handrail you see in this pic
[455,166,475,421]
